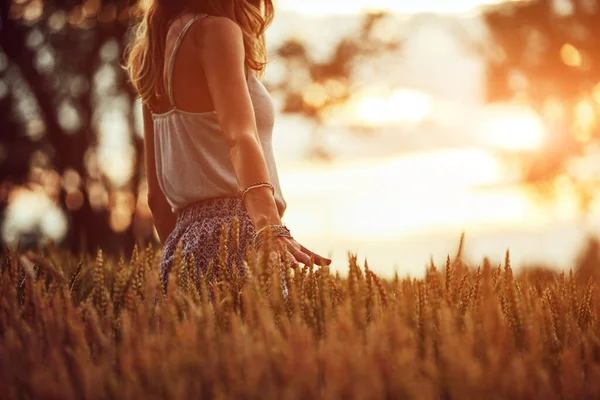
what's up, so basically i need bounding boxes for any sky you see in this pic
[259,2,600,276]
[276,0,506,16]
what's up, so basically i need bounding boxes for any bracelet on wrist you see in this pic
[240,182,275,202]
[252,224,292,250]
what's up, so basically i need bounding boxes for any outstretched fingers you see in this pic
[284,251,300,269]
[288,245,312,266]
[262,237,331,268]
[299,245,331,266]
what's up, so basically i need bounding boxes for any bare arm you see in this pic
[142,104,176,243]
[198,18,281,230]
[197,18,330,266]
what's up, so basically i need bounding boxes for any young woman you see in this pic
[125,0,331,291]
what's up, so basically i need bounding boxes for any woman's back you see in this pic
[155,14,213,115]
[151,14,287,215]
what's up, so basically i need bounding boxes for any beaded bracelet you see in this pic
[240,182,275,202]
[252,224,293,250]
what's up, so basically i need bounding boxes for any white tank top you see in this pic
[151,15,287,215]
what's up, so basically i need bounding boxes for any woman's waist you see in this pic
[159,168,286,214]
[158,153,285,197]
[163,181,286,212]
[177,196,247,220]
[175,194,286,227]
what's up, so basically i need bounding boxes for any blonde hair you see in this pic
[124,0,274,108]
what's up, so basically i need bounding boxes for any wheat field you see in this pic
[1,230,599,399]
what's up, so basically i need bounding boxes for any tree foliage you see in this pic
[1,0,145,254]
[482,0,600,204]
[268,12,402,160]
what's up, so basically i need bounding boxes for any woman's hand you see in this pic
[259,236,331,268]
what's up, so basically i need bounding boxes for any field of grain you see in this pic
[1,232,600,399]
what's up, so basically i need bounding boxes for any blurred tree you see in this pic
[0,0,148,254]
[482,0,600,208]
[268,12,402,161]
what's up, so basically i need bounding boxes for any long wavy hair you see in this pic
[125,0,274,108]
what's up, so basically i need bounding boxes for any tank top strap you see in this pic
[167,14,208,109]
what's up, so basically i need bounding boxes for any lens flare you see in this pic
[481,107,545,151]
[351,89,432,126]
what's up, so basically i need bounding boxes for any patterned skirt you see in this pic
[159,197,256,293]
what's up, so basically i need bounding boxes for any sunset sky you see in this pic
[259,1,600,276]
[276,0,506,15]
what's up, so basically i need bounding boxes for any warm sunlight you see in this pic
[1,188,67,243]
[276,0,507,16]
[348,89,433,126]
[281,149,511,241]
[332,185,535,240]
[481,106,546,151]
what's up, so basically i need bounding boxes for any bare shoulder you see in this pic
[166,12,199,37]
[191,16,244,51]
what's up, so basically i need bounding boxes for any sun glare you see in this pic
[2,188,67,244]
[350,89,433,126]
[481,106,545,151]
[281,149,511,241]
[332,185,534,240]
[276,0,505,16]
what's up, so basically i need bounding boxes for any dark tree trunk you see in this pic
[0,5,144,255]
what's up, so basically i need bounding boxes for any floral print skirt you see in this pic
[159,197,256,293]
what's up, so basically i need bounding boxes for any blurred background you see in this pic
[2,0,600,277]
